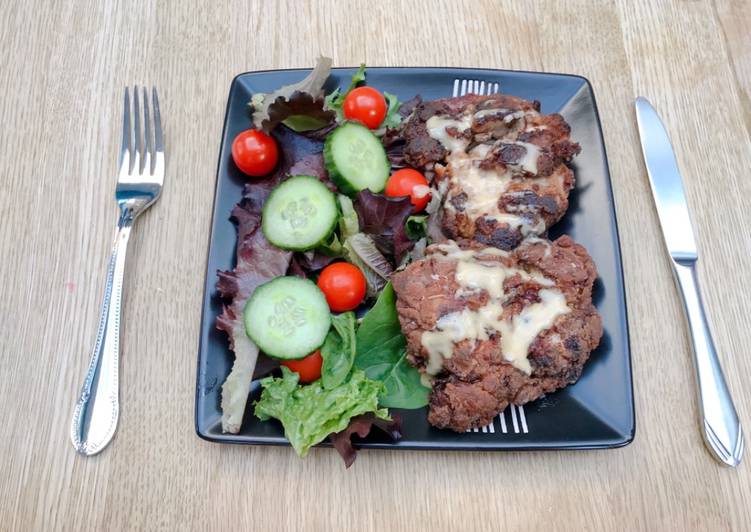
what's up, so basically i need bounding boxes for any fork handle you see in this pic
[71,208,134,456]
[672,260,744,467]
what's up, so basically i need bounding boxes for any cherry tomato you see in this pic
[385,169,431,212]
[281,349,323,384]
[343,87,387,129]
[317,262,367,312]
[231,129,279,177]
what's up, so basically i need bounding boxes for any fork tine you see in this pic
[152,87,163,154]
[120,88,131,171]
[142,87,152,174]
[133,86,142,173]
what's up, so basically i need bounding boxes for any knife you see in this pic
[635,97,743,467]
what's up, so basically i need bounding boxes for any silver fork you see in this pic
[71,86,164,456]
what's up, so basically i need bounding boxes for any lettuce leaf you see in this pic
[255,367,389,457]
[321,312,357,390]
[324,63,366,121]
[329,413,402,468]
[405,214,428,240]
[250,56,335,132]
[355,283,430,409]
[343,233,392,297]
[373,92,402,133]
[338,194,360,240]
[216,175,293,434]
[324,65,402,132]
[354,190,415,263]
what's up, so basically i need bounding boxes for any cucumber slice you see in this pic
[244,276,331,360]
[262,176,338,251]
[324,122,390,195]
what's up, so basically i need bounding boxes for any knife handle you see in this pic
[70,209,134,456]
[672,260,744,466]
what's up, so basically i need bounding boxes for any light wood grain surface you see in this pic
[1,0,750,530]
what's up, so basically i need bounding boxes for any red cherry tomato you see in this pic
[231,129,279,177]
[281,349,323,384]
[343,87,387,129]
[384,169,431,212]
[317,262,367,312]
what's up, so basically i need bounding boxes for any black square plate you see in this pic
[196,67,634,451]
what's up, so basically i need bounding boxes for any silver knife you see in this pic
[635,97,743,467]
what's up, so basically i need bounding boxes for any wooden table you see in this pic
[2,0,750,530]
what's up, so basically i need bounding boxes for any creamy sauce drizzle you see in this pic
[522,236,553,258]
[426,115,472,152]
[435,241,509,260]
[513,142,540,175]
[455,261,509,299]
[427,110,545,236]
[448,152,512,217]
[413,185,431,199]
[420,244,569,376]
[503,110,527,123]
[498,289,568,374]
[472,108,510,122]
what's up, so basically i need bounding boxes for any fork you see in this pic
[71,86,164,456]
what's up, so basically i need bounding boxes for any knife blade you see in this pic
[634,98,698,261]
[635,96,743,467]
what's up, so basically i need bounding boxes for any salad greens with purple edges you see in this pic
[218,57,432,467]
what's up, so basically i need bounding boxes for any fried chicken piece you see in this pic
[401,94,580,249]
[391,236,602,432]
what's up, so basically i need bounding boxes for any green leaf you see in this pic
[282,114,332,132]
[355,283,430,409]
[379,355,430,409]
[323,88,344,121]
[249,56,334,132]
[317,232,343,256]
[343,233,392,297]
[344,63,367,93]
[324,63,366,122]
[254,367,388,457]
[405,214,428,240]
[380,92,402,129]
[321,312,356,390]
[338,194,360,240]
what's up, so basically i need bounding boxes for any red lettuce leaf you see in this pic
[251,354,281,380]
[287,251,336,278]
[296,251,337,272]
[297,121,339,141]
[328,413,402,468]
[288,151,326,178]
[287,255,308,279]
[263,91,335,133]
[381,95,421,149]
[217,126,324,433]
[286,150,337,192]
[354,190,415,263]
[250,56,334,133]
[215,200,292,433]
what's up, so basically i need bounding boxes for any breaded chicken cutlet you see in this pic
[400,93,580,250]
[391,237,602,433]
